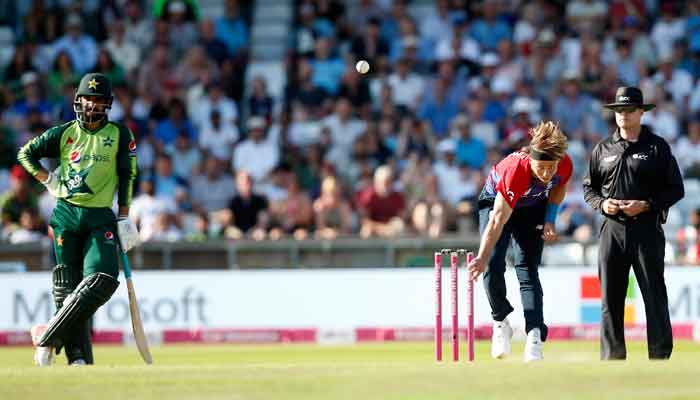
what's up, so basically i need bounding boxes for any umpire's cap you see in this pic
[603,86,655,112]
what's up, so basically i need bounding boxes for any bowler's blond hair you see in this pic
[529,121,568,160]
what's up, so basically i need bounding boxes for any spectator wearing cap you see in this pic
[192,81,237,133]
[651,3,685,60]
[50,13,98,74]
[0,165,38,230]
[453,115,486,170]
[673,117,700,178]
[387,58,425,111]
[215,0,249,57]
[357,165,406,238]
[104,19,141,75]
[234,117,279,183]
[311,38,346,95]
[154,98,197,147]
[469,0,512,52]
[551,70,593,137]
[191,158,236,213]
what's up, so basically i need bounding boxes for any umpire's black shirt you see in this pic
[583,124,684,224]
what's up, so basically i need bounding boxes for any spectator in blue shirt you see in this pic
[453,115,486,170]
[469,0,512,52]
[418,79,460,137]
[155,98,197,147]
[551,72,592,137]
[51,13,98,74]
[311,38,346,95]
[215,0,248,57]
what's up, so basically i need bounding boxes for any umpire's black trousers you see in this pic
[598,214,672,360]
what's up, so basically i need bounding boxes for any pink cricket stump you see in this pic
[434,252,442,361]
[466,252,475,362]
[450,252,459,361]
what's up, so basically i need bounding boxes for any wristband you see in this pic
[545,203,560,224]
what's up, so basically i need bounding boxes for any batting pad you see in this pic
[38,273,118,348]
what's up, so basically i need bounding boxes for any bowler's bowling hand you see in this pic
[619,200,649,217]
[542,222,558,243]
[468,256,486,281]
[602,199,621,215]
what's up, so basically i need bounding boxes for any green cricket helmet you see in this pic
[73,73,113,125]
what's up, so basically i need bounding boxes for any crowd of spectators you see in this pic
[3,0,700,263]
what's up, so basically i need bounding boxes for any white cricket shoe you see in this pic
[491,319,513,359]
[31,324,53,367]
[34,346,53,367]
[70,359,87,366]
[524,328,544,362]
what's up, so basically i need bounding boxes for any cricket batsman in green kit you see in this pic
[17,73,139,366]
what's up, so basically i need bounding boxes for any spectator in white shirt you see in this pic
[674,117,700,178]
[435,17,480,63]
[651,4,686,59]
[104,19,141,74]
[199,110,239,161]
[51,13,98,74]
[130,178,179,242]
[233,117,280,183]
[124,0,154,52]
[651,55,694,110]
[387,58,425,111]
[323,98,367,173]
[191,158,236,213]
[432,139,477,207]
[192,82,238,133]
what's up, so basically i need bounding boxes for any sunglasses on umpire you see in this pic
[613,106,640,113]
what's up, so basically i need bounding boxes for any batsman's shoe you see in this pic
[70,359,87,366]
[33,346,54,367]
[31,324,54,367]
[524,328,544,363]
[491,319,513,359]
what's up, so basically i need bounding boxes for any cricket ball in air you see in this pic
[355,60,370,74]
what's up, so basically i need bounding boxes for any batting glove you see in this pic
[117,217,140,253]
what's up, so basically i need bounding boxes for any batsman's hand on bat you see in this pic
[467,256,486,281]
[118,216,140,252]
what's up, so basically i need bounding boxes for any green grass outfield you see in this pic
[2,341,700,400]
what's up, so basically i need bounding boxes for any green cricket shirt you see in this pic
[17,120,138,208]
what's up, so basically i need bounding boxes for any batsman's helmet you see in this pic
[73,73,113,125]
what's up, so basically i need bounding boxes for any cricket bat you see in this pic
[120,251,153,364]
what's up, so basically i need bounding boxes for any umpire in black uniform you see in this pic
[583,87,684,360]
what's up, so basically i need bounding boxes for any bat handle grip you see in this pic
[119,243,133,279]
